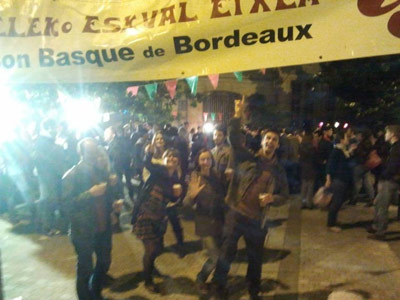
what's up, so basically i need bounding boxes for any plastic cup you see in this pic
[259,193,268,207]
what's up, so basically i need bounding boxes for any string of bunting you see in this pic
[126,69,266,100]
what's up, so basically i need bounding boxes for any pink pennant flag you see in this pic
[208,74,219,89]
[203,112,208,121]
[260,69,266,75]
[127,86,139,97]
[165,80,177,99]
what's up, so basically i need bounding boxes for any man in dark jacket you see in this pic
[34,118,68,235]
[62,138,122,300]
[211,96,289,300]
[315,124,333,191]
[104,126,133,200]
[368,125,400,240]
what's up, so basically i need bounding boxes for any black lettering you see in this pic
[212,36,223,49]
[71,51,85,65]
[296,24,312,40]
[174,36,193,54]
[143,46,155,58]
[56,52,71,66]
[119,47,135,61]
[39,48,55,67]
[224,30,240,48]
[2,55,15,68]
[278,26,293,42]
[242,32,258,45]
[86,50,104,67]
[259,30,275,43]
[102,48,118,62]
[155,48,165,56]
[17,54,30,68]
[194,39,210,51]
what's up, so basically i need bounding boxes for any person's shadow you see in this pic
[158,276,198,296]
[109,271,144,293]
[164,239,203,256]
[236,248,291,263]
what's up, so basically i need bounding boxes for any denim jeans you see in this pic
[197,235,222,283]
[72,231,112,300]
[353,164,375,202]
[373,180,399,235]
[212,210,267,294]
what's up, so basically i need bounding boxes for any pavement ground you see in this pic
[1,197,400,300]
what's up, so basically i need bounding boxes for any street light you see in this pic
[203,122,214,134]
[0,86,28,143]
[62,97,101,135]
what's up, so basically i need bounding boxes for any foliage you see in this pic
[316,54,400,126]
[245,69,291,129]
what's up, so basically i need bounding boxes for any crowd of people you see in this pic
[1,93,399,300]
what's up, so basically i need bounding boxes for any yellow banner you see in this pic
[0,0,399,83]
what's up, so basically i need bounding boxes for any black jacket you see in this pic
[381,141,400,184]
[62,161,120,240]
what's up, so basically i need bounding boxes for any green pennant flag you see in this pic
[145,82,158,100]
[211,112,216,121]
[185,76,198,96]
[234,72,243,82]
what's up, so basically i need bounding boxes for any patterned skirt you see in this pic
[133,214,168,240]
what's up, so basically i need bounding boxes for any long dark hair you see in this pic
[194,148,215,172]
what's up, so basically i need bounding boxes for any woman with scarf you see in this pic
[132,144,184,293]
[183,148,225,295]
[325,130,356,232]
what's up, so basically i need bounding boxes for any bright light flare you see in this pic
[318,122,324,128]
[203,122,214,134]
[63,99,101,134]
[0,86,28,143]
[343,123,349,129]
[334,122,340,128]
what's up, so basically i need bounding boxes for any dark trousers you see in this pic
[72,231,112,300]
[213,210,267,294]
[166,206,184,246]
[327,180,348,227]
[142,237,163,284]
[314,164,327,193]
[117,167,134,200]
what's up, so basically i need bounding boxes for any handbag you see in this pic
[365,150,382,170]
[313,187,333,208]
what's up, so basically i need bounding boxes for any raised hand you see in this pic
[89,182,107,197]
[234,95,245,118]
[188,173,205,200]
